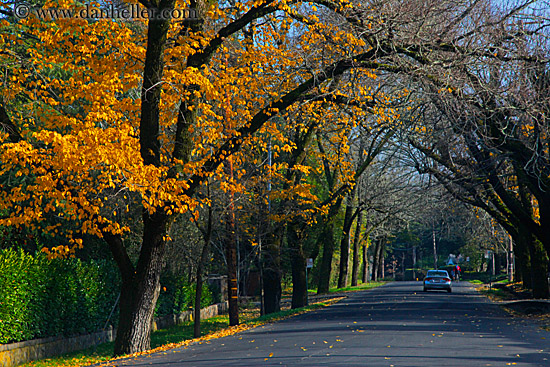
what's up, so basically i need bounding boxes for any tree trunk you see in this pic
[337,190,356,288]
[317,221,336,294]
[351,211,363,286]
[225,210,239,325]
[412,246,417,280]
[262,232,282,314]
[108,0,175,355]
[525,235,549,299]
[194,201,213,337]
[432,224,437,269]
[371,237,382,281]
[507,235,514,282]
[288,222,307,308]
[193,246,208,337]
[362,236,369,283]
[513,228,532,289]
[112,212,169,355]
[378,247,385,280]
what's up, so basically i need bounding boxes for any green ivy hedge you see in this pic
[155,273,213,317]
[0,249,120,344]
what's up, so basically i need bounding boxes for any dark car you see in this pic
[423,270,452,293]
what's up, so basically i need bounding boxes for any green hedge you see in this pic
[155,273,213,317]
[0,249,119,344]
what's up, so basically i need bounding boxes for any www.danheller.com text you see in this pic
[14,2,198,20]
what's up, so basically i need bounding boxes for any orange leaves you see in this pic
[40,244,78,259]
[0,0,393,255]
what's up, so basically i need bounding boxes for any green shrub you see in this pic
[174,282,213,312]
[0,249,42,343]
[0,249,120,344]
[156,275,213,317]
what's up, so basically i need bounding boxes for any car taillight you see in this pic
[444,278,451,282]
[425,277,432,281]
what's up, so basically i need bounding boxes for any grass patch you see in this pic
[21,299,342,367]
[20,342,113,367]
[462,271,509,284]
[478,287,512,301]
[329,281,386,294]
[477,281,533,302]
[21,317,238,367]
[469,279,484,285]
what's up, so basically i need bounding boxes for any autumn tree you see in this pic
[3,0,428,354]
[395,0,550,295]
[326,0,550,295]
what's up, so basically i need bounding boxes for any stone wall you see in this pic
[1,302,229,367]
[152,301,228,331]
[0,327,114,367]
[207,275,228,302]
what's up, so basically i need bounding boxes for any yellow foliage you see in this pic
[0,0,395,253]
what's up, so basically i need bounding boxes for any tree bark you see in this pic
[362,236,369,283]
[519,229,549,299]
[112,211,169,355]
[317,220,336,294]
[194,198,213,337]
[225,209,239,325]
[371,237,381,281]
[351,211,363,286]
[111,1,174,354]
[515,241,529,287]
[288,222,307,308]
[378,247,385,280]
[262,232,282,314]
[337,189,356,288]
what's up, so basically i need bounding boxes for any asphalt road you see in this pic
[112,281,550,366]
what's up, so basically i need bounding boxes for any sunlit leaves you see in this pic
[0,0,393,258]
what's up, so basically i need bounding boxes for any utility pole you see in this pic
[432,221,437,269]
[507,235,514,282]
[226,162,239,326]
[224,55,238,326]
[412,246,417,280]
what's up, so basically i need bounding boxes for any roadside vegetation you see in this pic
[21,283,380,367]
[328,282,386,294]
[1,0,548,358]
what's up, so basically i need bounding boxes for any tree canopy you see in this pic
[1,0,549,355]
